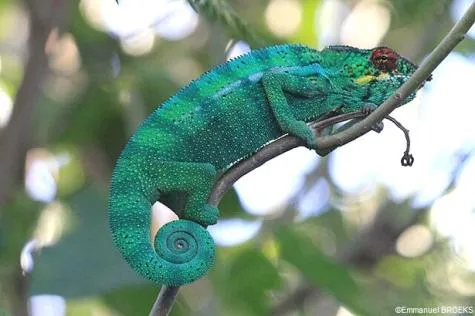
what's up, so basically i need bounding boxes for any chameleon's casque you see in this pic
[108,44,422,286]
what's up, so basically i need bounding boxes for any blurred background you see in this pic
[0,0,475,315]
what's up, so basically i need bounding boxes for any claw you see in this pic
[360,103,378,115]
[372,122,384,133]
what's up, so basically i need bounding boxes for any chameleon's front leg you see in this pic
[262,72,322,150]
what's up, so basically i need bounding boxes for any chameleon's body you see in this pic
[108,45,419,286]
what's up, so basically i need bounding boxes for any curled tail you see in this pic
[108,157,215,286]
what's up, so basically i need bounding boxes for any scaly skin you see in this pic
[108,44,420,286]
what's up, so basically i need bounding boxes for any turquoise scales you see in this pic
[108,44,420,286]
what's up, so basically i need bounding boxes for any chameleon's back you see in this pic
[126,44,326,169]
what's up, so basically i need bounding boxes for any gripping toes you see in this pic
[361,103,384,133]
[197,204,219,226]
[361,103,378,115]
[294,121,317,149]
[184,203,219,227]
[372,122,384,133]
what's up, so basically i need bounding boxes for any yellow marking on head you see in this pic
[355,72,390,85]
[355,75,376,85]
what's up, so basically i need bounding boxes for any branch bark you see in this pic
[150,1,475,314]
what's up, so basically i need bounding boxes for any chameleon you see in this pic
[108,44,423,286]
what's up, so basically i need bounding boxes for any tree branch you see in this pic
[0,0,70,207]
[150,1,475,314]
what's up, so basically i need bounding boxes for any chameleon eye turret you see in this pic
[370,47,398,72]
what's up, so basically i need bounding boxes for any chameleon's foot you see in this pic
[154,219,215,286]
[372,122,384,133]
[315,148,333,157]
[293,120,317,150]
[184,204,219,227]
[360,103,384,133]
[361,103,378,115]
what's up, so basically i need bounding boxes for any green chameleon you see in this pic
[109,44,422,286]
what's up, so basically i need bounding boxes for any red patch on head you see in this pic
[370,47,398,72]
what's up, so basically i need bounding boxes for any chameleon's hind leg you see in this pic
[141,161,218,286]
[312,104,345,156]
[153,161,219,226]
[361,103,384,133]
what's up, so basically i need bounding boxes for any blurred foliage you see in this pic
[0,0,474,315]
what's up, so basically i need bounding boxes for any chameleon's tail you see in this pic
[108,160,215,286]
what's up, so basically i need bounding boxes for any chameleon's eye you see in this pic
[370,47,398,72]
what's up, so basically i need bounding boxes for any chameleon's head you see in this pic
[325,45,431,107]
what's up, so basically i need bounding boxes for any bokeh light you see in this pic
[207,219,262,247]
[120,28,156,56]
[46,32,82,75]
[81,0,199,56]
[34,202,70,248]
[265,0,303,37]
[234,148,317,215]
[0,88,13,127]
[340,0,390,47]
[226,41,251,60]
[396,225,433,258]
[29,295,66,316]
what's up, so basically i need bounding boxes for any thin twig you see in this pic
[149,286,180,316]
[150,2,475,314]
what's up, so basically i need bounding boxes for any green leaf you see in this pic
[301,208,352,251]
[216,249,281,315]
[217,187,251,219]
[30,185,149,298]
[275,227,369,315]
